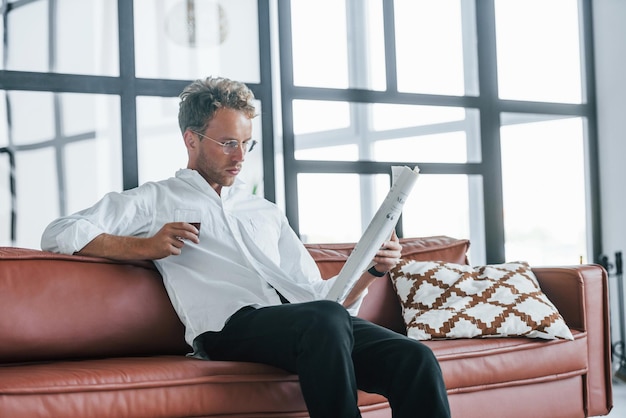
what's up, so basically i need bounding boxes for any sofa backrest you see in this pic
[0,247,189,363]
[306,236,470,333]
[0,236,469,363]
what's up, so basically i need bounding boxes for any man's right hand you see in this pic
[149,222,200,257]
[76,222,199,261]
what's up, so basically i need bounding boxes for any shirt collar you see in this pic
[175,168,246,198]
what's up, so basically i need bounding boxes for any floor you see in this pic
[607,378,626,417]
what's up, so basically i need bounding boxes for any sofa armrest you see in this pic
[533,265,613,416]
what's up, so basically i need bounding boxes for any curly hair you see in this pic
[178,76,257,134]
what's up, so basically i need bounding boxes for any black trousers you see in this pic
[196,300,451,418]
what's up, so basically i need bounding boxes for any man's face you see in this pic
[185,108,253,194]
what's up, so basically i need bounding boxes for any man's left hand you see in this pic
[371,230,402,274]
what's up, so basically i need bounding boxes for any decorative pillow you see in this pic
[389,260,574,341]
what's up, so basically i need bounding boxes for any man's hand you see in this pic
[147,222,200,258]
[342,231,402,307]
[370,230,402,275]
[76,222,199,261]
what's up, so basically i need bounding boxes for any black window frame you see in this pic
[276,0,601,264]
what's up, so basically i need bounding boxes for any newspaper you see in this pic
[325,165,420,302]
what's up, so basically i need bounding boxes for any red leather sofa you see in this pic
[0,236,613,417]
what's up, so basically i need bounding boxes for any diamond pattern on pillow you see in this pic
[389,260,574,341]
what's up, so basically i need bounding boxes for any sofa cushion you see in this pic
[426,330,587,392]
[0,336,589,418]
[0,356,389,417]
[390,260,574,340]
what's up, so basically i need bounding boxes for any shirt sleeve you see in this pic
[41,188,154,254]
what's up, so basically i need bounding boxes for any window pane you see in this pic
[136,96,187,184]
[293,100,352,135]
[500,114,587,265]
[291,0,386,90]
[0,91,14,245]
[4,0,119,75]
[401,173,481,263]
[136,97,265,197]
[395,0,479,96]
[8,90,56,144]
[298,171,482,264]
[4,0,47,72]
[293,101,481,163]
[372,105,481,163]
[134,0,260,82]
[0,91,121,249]
[495,0,582,103]
[0,152,11,245]
[56,0,119,75]
[13,148,58,249]
[298,173,389,243]
[0,91,7,145]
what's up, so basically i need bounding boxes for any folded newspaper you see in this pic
[325,165,420,302]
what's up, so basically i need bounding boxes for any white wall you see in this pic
[593,0,626,361]
[594,0,626,261]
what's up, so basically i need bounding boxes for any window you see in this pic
[278,0,598,265]
[0,0,274,249]
[0,0,600,267]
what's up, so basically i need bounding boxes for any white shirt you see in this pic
[41,169,364,348]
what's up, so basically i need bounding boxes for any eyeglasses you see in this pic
[192,130,257,155]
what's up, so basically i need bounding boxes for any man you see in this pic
[41,76,450,418]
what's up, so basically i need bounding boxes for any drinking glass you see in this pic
[174,208,201,236]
